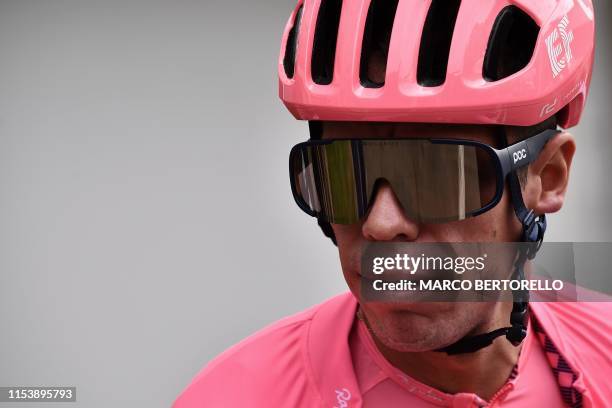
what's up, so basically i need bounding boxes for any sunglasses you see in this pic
[289,129,559,224]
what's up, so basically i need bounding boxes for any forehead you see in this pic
[320,121,503,146]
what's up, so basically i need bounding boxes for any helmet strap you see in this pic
[436,126,546,355]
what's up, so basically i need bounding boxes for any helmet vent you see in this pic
[359,0,399,88]
[312,0,343,85]
[483,6,540,82]
[417,0,461,87]
[284,5,304,79]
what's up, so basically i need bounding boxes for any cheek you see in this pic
[425,191,521,242]
[333,224,362,260]
[333,224,364,288]
[483,189,523,242]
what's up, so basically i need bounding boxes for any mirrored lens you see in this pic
[291,141,363,223]
[361,140,498,222]
[290,139,499,224]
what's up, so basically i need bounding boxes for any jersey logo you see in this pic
[546,15,574,78]
[334,388,351,408]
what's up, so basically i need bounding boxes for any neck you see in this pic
[363,304,521,401]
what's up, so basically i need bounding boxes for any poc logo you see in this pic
[334,388,351,408]
[513,149,528,164]
[545,15,574,78]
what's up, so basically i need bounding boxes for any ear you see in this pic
[523,132,576,214]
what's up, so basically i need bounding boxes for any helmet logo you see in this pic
[540,98,558,118]
[545,15,574,78]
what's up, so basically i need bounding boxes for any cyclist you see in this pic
[175,0,610,406]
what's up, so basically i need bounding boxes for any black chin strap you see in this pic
[435,127,547,355]
[435,243,535,355]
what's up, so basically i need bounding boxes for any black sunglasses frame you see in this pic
[289,128,560,224]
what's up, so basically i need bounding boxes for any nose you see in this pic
[362,182,420,241]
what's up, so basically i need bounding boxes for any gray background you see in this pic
[0,1,610,407]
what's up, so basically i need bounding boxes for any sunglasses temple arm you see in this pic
[499,129,561,177]
[526,129,561,160]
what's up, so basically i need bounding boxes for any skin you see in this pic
[321,120,575,401]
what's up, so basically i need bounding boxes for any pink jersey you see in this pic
[173,293,612,407]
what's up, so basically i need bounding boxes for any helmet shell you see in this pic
[278,0,595,128]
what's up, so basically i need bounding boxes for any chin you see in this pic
[369,315,445,352]
[361,303,476,352]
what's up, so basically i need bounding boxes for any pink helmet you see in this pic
[278,0,595,128]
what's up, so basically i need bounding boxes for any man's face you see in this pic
[322,121,523,352]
